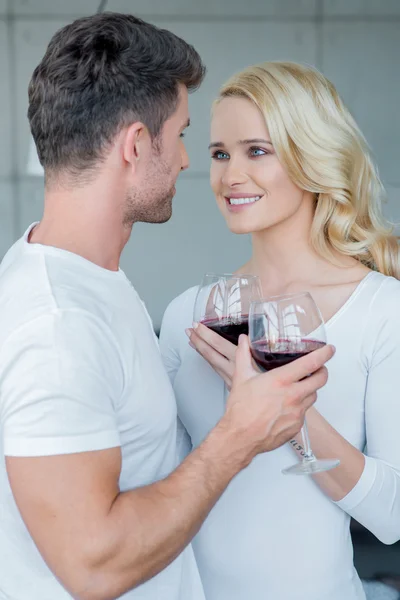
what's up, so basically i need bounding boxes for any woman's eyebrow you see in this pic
[208,138,273,149]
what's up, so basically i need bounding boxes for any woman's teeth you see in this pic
[228,196,261,205]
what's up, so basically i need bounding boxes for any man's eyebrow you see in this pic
[208,138,273,150]
[183,118,190,129]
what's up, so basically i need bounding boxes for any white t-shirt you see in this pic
[160,271,400,600]
[0,224,205,600]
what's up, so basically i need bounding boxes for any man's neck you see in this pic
[30,179,131,272]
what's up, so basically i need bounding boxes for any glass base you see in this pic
[282,458,340,476]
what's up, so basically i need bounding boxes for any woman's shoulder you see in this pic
[358,272,400,360]
[359,272,400,337]
[162,285,199,328]
[367,271,400,307]
[159,286,199,354]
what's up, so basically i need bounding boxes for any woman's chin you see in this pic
[226,222,256,235]
[225,216,279,236]
[223,213,267,234]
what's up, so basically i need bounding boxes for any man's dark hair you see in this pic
[28,12,205,176]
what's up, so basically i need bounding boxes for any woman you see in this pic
[159,62,400,600]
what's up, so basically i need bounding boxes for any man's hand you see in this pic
[220,334,335,463]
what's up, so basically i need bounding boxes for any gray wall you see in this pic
[0,0,399,329]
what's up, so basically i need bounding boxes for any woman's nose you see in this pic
[221,159,248,187]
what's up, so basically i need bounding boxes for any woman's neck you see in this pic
[243,202,360,295]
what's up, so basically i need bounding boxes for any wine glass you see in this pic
[249,292,340,476]
[193,273,262,345]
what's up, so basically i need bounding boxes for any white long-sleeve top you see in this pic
[159,271,400,600]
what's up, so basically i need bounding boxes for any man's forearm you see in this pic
[81,418,250,600]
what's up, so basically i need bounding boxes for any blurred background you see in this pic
[0,0,399,587]
[0,0,399,329]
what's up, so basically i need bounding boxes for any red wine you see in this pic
[201,316,249,345]
[251,339,326,371]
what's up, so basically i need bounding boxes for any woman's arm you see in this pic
[328,295,400,545]
[288,407,366,502]
[188,324,365,499]
[188,306,400,545]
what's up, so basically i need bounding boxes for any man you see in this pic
[0,12,334,600]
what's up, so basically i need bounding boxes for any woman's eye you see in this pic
[250,147,268,157]
[180,133,185,138]
[211,151,229,160]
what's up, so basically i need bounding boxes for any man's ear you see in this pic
[122,122,149,169]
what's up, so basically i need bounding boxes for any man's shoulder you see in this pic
[0,252,116,354]
[0,244,55,330]
[0,241,127,334]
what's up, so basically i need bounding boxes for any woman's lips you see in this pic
[225,195,262,212]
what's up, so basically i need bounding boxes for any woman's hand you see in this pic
[186,323,236,389]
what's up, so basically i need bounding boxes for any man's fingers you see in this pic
[233,335,257,385]
[296,366,329,399]
[301,392,318,413]
[192,322,237,361]
[277,344,335,383]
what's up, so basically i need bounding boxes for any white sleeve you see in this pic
[159,296,193,460]
[159,298,182,387]
[334,280,400,544]
[0,309,124,457]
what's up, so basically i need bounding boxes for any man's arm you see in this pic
[6,336,334,600]
[6,422,249,600]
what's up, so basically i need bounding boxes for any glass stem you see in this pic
[300,418,315,461]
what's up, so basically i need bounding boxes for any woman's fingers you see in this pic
[191,322,237,361]
[186,325,235,387]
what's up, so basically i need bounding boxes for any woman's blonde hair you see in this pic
[216,61,400,278]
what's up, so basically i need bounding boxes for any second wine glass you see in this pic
[249,292,340,476]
